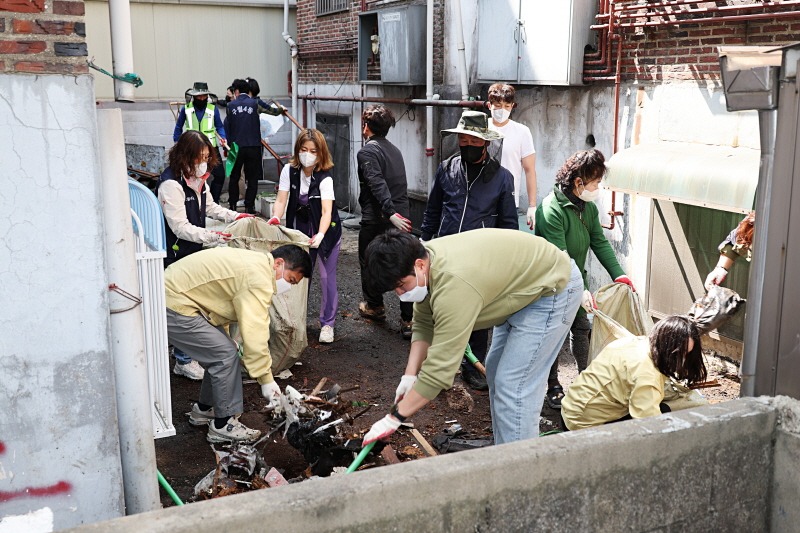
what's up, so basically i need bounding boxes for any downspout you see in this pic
[601,31,624,230]
[426,0,435,192]
[283,0,298,139]
[452,0,470,100]
[108,0,136,102]
[97,109,160,513]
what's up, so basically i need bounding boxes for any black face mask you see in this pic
[193,98,208,108]
[460,144,486,165]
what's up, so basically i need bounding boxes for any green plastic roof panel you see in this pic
[606,142,760,214]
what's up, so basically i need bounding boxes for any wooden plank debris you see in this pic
[410,429,438,457]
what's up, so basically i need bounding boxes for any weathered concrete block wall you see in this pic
[70,398,793,533]
[770,396,800,531]
[0,74,124,529]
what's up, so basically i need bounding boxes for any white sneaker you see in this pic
[187,403,215,426]
[319,325,334,344]
[236,199,245,207]
[207,417,261,444]
[173,360,205,381]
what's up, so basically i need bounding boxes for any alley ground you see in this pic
[154,225,741,507]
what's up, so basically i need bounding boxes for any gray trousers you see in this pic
[166,309,243,419]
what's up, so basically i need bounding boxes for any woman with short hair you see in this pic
[535,149,635,409]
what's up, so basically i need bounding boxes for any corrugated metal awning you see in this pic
[606,142,760,214]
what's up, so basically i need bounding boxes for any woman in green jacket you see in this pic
[535,149,635,409]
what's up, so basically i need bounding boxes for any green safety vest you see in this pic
[183,102,218,147]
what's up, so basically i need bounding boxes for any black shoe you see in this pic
[461,362,488,391]
[545,385,565,410]
[400,320,413,340]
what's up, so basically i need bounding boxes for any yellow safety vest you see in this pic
[183,102,218,147]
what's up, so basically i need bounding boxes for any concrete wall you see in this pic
[0,74,124,529]
[69,397,800,533]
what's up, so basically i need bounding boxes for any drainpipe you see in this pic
[452,0,470,100]
[600,32,625,230]
[108,0,135,102]
[283,0,298,139]
[426,0,435,191]
[97,109,160,513]
[740,108,777,397]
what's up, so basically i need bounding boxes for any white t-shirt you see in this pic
[488,119,536,207]
[278,165,335,200]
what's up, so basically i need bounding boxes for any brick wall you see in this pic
[588,3,800,83]
[297,0,444,86]
[0,0,87,75]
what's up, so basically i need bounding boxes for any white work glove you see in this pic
[526,206,536,230]
[394,375,417,404]
[581,289,597,314]
[211,231,232,246]
[389,213,412,232]
[362,414,402,445]
[261,381,282,409]
[704,266,728,291]
[309,232,325,249]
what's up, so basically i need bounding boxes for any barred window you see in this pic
[316,0,348,16]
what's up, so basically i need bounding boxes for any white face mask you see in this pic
[299,152,317,168]
[491,108,511,123]
[398,269,428,303]
[195,161,208,178]
[578,181,601,202]
[275,264,293,294]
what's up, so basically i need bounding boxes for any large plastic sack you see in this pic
[225,218,309,373]
[588,283,653,363]
[662,377,708,411]
[687,285,746,335]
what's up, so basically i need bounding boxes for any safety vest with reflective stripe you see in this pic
[183,102,217,147]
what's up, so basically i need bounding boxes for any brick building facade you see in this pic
[0,0,88,74]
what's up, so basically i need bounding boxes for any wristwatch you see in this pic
[390,403,408,423]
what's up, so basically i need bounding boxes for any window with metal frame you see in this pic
[316,0,348,16]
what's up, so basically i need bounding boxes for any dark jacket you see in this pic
[157,167,206,267]
[357,137,410,225]
[225,94,261,147]
[285,166,342,260]
[420,155,517,240]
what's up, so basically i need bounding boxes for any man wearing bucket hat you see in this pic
[173,82,228,203]
[418,110,517,391]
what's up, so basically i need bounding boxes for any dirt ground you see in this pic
[154,225,741,507]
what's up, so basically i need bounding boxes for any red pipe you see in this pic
[585,0,609,59]
[615,9,800,27]
[614,0,794,13]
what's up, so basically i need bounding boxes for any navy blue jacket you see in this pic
[420,155,517,240]
[225,95,261,147]
[285,167,342,260]
[157,167,206,267]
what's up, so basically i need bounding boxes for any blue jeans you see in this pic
[173,347,192,365]
[485,261,583,444]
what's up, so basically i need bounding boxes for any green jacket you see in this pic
[535,185,625,291]
[411,228,573,400]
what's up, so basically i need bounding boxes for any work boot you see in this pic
[461,361,488,391]
[207,417,261,444]
[358,301,386,321]
[400,320,413,340]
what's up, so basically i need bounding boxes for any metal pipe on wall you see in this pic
[452,0,470,101]
[97,109,160,513]
[108,0,136,102]
[298,94,485,108]
[426,0,435,192]
[283,0,298,139]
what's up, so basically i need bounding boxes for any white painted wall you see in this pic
[0,74,125,528]
[85,1,295,100]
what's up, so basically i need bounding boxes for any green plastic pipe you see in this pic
[346,442,376,473]
[157,469,184,506]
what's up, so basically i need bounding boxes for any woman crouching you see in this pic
[561,315,705,430]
